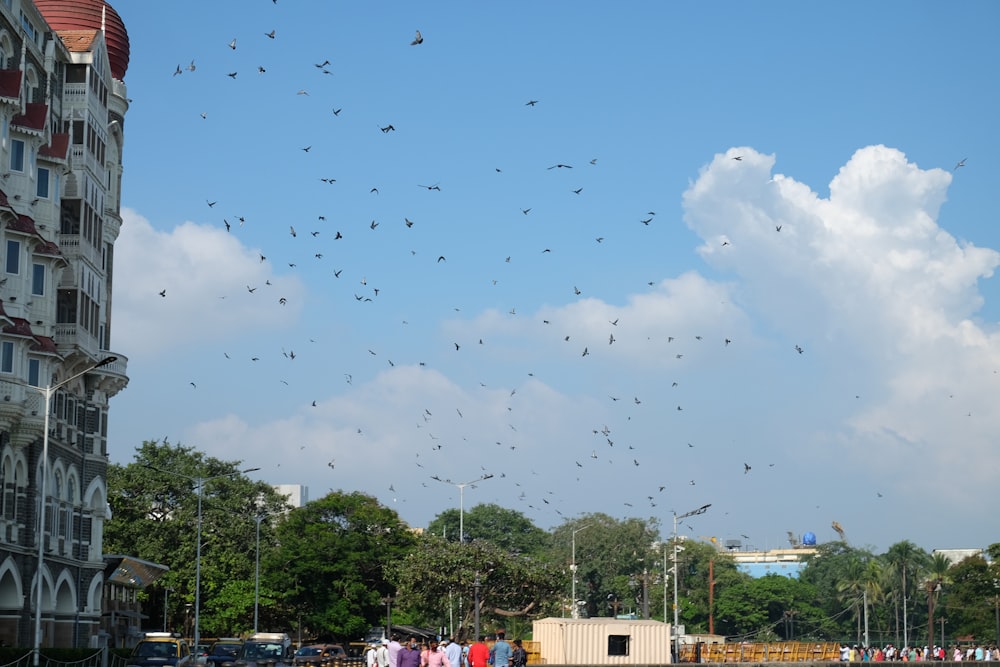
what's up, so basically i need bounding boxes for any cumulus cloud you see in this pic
[684,145,1000,501]
[113,208,306,360]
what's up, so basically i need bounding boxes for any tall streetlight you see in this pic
[570,524,591,619]
[27,355,116,666]
[147,465,260,655]
[672,504,710,662]
[254,513,265,634]
[431,473,494,543]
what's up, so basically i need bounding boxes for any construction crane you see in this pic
[831,520,848,544]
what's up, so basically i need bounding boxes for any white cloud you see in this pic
[684,145,1000,504]
[113,208,306,360]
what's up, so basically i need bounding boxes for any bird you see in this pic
[744,463,751,474]
[547,164,572,169]
[581,347,589,357]
[404,218,414,228]
[437,256,446,262]
[228,38,237,50]
[301,146,311,152]
[265,29,276,39]
[289,226,296,237]
[525,100,538,106]
[173,64,182,76]
[522,208,531,215]
[227,72,237,79]
[159,289,166,297]
[795,345,804,354]
[190,382,197,388]
[572,188,583,194]
[257,66,266,74]
[418,183,441,191]
[380,125,395,133]
[411,30,423,45]
[953,158,967,170]
[332,108,342,116]
[775,225,782,232]
[733,156,743,161]
[206,200,217,207]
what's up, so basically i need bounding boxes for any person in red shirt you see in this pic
[467,637,490,667]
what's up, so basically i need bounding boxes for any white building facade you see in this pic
[0,0,129,648]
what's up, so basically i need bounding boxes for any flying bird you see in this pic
[525,100,538,106]
[228,38,237,50]
[953,158,967,170]
[744,462,751,474]
[265,29,276,39]
[411,30,423,45]
[547,164,573,169]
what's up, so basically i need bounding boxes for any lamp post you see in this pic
[672,504,710,661]
[570,524,591,619]
[254,513,265,634]
[432,473,494,543]
[147,465,260,656]
[28,355,116,666]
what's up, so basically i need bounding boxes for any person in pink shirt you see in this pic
[423,641,450,667]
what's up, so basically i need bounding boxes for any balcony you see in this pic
[53,323,99,357]
[57,234,104,272]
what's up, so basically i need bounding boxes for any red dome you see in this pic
[35,0,129,80]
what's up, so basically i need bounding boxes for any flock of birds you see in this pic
[140,4,950,541]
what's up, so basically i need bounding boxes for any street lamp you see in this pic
[28,355,116,666]
[570,524,591,619]
[147,465,260,656]
[254,513,265,634]
[672,504,710,661]
[431,473,494,543]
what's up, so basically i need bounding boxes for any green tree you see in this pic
[714,574,828,641]
[266,490,415,640]
[884,540,931,647]
[389,534,563,637]
[800,542,876,640]
[942,548,1000,642]
[550,514,661,619]
[105,440,289,635]
[427,503,550,555]
[924,553,952,649]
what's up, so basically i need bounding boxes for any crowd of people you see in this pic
[365,632,527,667]
[840,643,1000,661]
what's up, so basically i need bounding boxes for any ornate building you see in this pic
[0,0,129,648]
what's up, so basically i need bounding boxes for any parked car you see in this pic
[205,639,245,667]
[293,645,347,667]
[235,639,293,667]
[128,633,193,667]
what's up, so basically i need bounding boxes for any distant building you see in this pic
[933,548,983,566]
[274,484,308,508]
[0,0,131,649]
[730,548,817,579]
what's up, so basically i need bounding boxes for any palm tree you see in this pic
[924,553,952,649]
[837,556,868,645]
[885,540,930,648]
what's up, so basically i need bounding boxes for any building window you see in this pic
[36,167,49,198]
[9,139,24,172]
[0,341,13,373]
[5,240,19,274]
[28,358,40,387]
[31,263,44,295]
[607,636,630,657]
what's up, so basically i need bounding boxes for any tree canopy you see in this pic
[104,440,290,636]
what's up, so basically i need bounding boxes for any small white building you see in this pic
[532,618,672,665]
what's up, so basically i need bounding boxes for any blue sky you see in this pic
[107,0,1000,553]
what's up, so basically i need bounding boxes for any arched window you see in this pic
[25,65,39,104]
[0,32,12,70]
